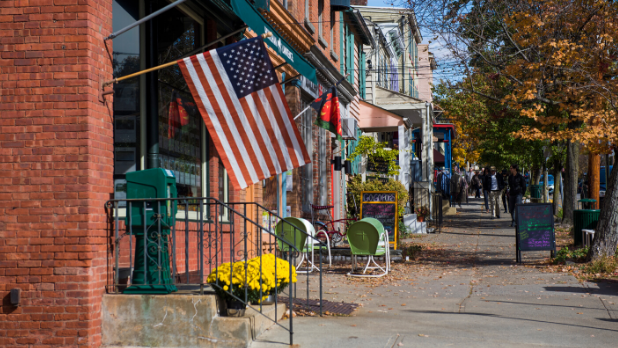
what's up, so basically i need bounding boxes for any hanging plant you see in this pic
[349,135,400,176]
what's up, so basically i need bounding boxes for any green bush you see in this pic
[553,246,589,264]
[347,175,409,218]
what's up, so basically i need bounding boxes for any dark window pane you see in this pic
[156,6,203,210]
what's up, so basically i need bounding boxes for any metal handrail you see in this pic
[105,196,323,346]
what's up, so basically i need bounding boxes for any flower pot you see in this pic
[225,298,246,317]
[417,216,424,222]
[253,294,276,305]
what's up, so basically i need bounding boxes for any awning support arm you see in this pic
[105,0,190,41]
[102,31,269,88]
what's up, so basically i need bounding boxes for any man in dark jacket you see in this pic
[483,166,505,218]
[508,164,527,227]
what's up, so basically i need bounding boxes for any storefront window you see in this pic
[112,0,141,203]
[155,5,203,210]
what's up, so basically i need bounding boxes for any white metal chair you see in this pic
[275,217,331,274]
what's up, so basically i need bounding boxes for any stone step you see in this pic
[102,291,286,348]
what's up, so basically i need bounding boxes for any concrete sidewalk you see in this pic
[252,198,618,347]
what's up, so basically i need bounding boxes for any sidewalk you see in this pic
[252,198,618,347]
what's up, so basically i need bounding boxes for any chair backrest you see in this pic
[274,217,310,252]
[346,218,385,256]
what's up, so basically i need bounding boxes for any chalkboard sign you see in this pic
[360,191,398,249]
[515,203,555,262]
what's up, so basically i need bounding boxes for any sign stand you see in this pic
[515,203,556,263]
[360,191,398,250]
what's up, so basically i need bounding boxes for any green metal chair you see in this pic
[275,217,330,273]
[346,218,390,278]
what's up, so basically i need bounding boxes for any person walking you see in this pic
[508,164,527,227]
[483,166,505,218]
[481,168,490,213]
[451,168,462,208]
[501,169,510,214]
[472,171,482,198]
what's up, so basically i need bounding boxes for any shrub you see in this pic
[553,246,589,264]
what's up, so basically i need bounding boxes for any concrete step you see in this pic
[102,292,286,348]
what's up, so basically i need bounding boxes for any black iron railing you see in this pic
[105,197,325,346]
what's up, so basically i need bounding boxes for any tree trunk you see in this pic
[562,140,579,225]
[531,166,542,185]
[589,156,618,260]
[589,153,601,209]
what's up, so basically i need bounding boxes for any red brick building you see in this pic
[0,0,358,346]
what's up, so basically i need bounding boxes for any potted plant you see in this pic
[207,254,297,316]
[415,205,430,222]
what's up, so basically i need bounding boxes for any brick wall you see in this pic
[0,0,114,347]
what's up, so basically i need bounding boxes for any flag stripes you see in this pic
[178,44,310,190]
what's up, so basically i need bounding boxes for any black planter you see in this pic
[225,298,246,317]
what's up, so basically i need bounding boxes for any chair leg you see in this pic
[363,256,371,274]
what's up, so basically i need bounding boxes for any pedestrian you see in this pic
[457,168,468,207]
[483,166,505,218]
[508,164,527,227]
[472,171,482,198]
[451,168,462,208]
[481,168,490,213]
[501,169,509,214]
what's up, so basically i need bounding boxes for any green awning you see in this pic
[230,0,318,85]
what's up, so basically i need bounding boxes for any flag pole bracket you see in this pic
[99,74,114,103]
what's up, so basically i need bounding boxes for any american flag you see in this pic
[178,37,311,190]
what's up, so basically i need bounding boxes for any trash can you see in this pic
[573,209,600,247]
[530,185,542,199]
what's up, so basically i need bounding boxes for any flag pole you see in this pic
[293,73,350,120]
[102,31,272,88]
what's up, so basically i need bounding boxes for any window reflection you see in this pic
[155,6,203,211]
[112,0,141,204]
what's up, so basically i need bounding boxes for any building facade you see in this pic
[0,0,356,346]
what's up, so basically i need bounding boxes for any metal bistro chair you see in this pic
[346,218,390,278]
[275,217,331,273]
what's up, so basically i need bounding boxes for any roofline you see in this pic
[345,9,376,48]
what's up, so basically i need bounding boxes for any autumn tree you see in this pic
[409,0,618,259]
